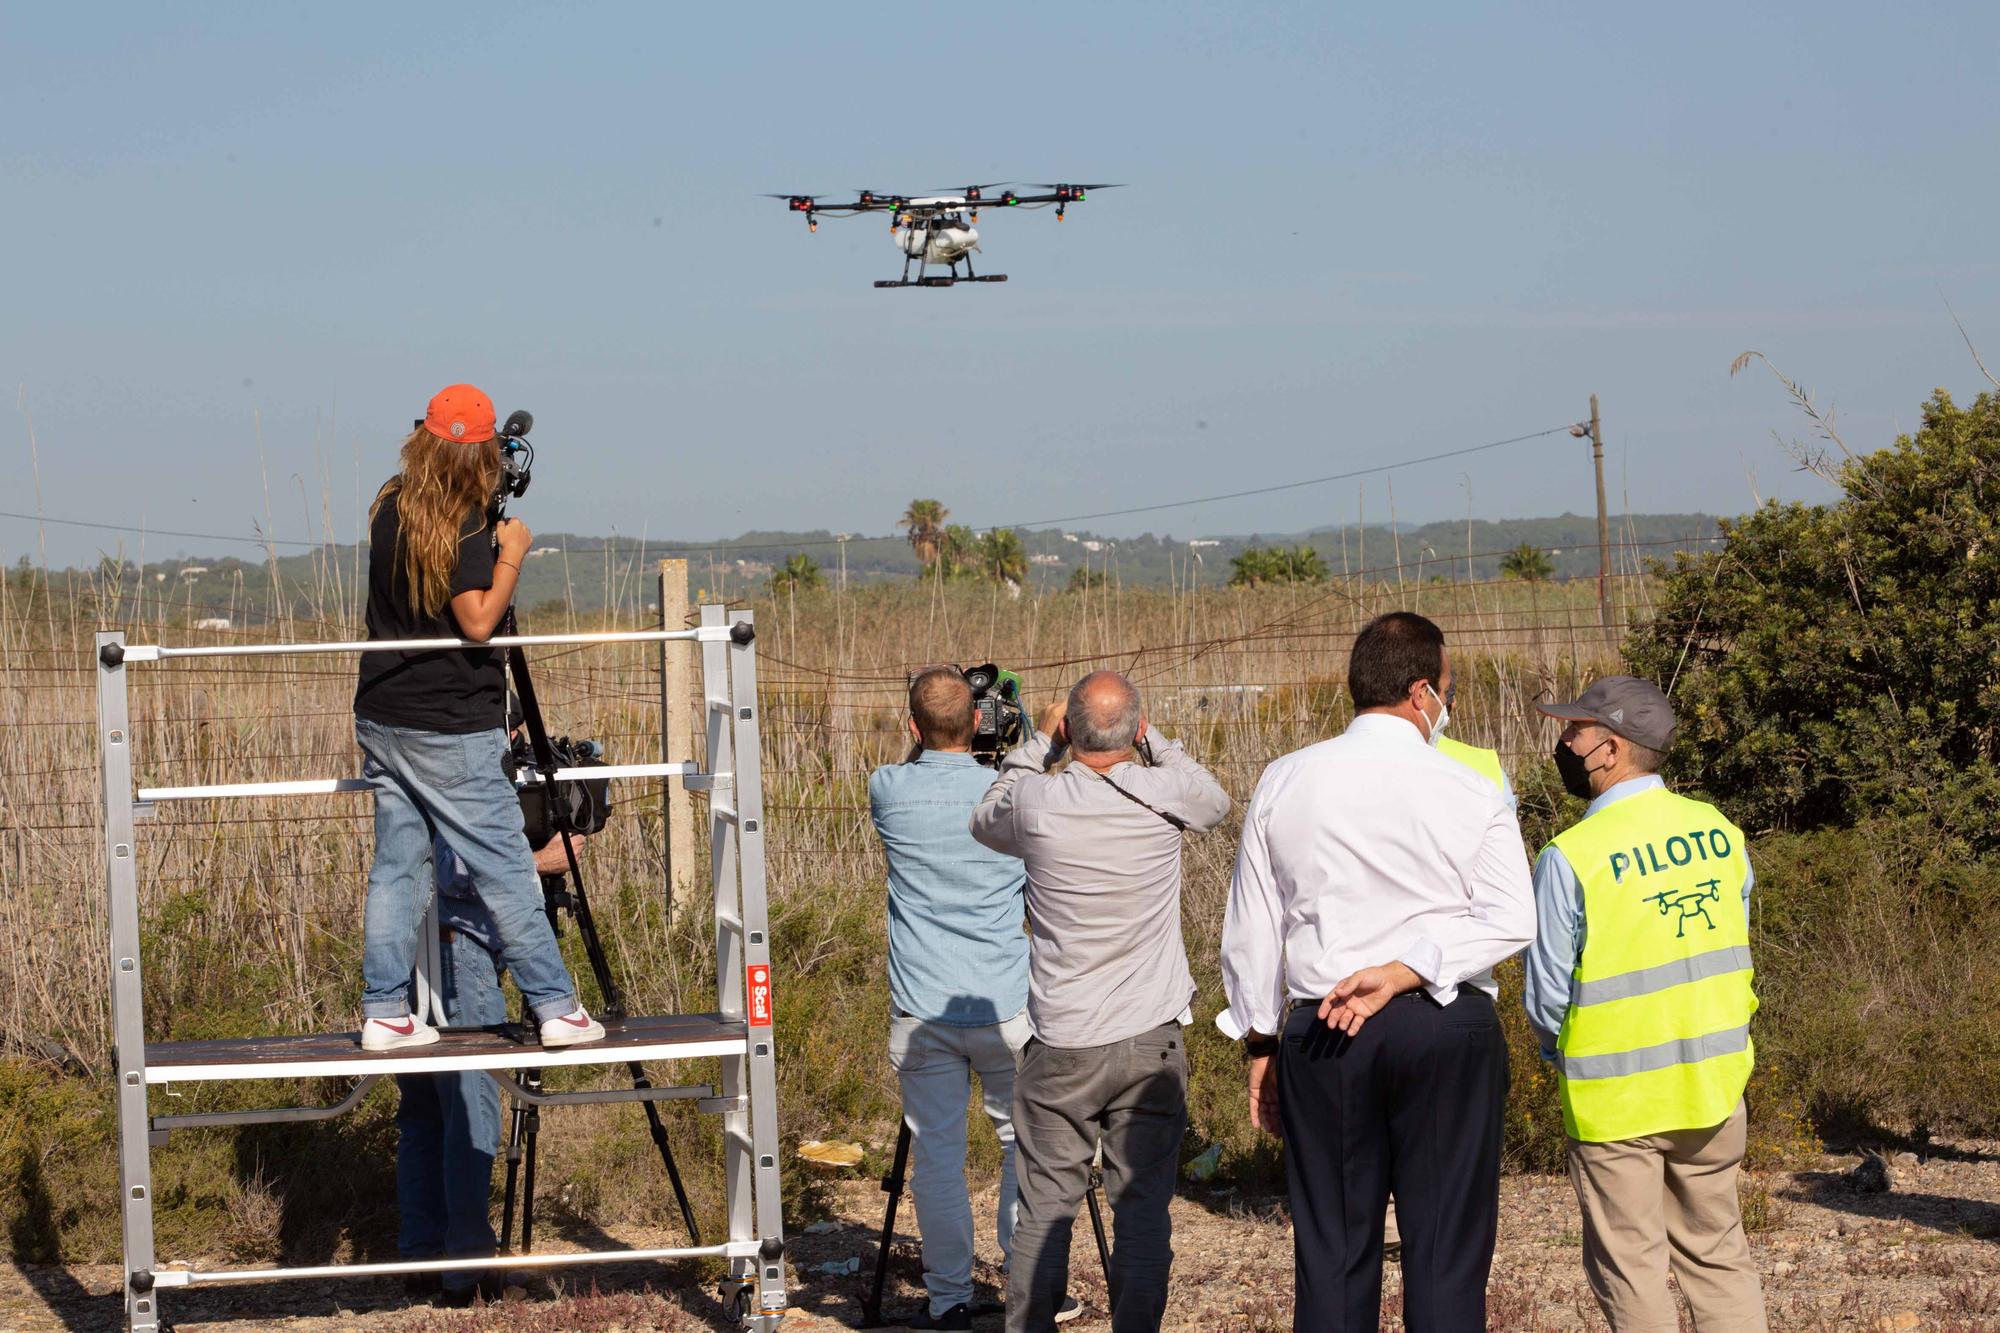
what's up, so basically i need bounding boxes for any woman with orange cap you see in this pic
[351,384,603,1052]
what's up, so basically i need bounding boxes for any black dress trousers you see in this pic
[1276,988,1509,1332]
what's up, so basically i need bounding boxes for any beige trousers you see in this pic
[1567,1101,1767,1333]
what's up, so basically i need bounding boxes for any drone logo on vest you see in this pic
[1646,879,1722,939]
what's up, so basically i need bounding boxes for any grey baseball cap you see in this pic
[1537,675,1677,751]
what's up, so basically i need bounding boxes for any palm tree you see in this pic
[935,524,977,581]
[768,552,824,595]
[900,499,950,569]
[975,528,1028,587]
[1498,543,1555,582]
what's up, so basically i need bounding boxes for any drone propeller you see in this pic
[764,193,826,230]
[1022,182,1122,219]
[924,181,1009,197]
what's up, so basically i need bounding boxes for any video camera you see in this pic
[961,663,1026,766]
[491,410,535,520]
[506,730,612,849]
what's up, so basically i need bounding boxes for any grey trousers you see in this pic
[1006,1021,1188,1333]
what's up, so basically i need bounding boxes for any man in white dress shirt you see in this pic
[1217,611,1536,1332]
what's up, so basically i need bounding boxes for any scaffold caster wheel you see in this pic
[728,1283,752,1323]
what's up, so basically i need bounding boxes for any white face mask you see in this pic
[1419,681,1451,746]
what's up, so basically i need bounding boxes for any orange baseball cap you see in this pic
[423,384,497,444]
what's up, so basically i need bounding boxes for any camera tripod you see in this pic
[493,617,702,1253]
[857,1117,1113,1328]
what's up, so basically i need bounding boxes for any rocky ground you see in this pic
[4,1145,1995,1331]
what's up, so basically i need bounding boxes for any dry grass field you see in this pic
[3,557,1993,1328]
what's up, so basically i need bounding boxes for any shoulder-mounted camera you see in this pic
[506,730,611,846]
[961,663,1026,765]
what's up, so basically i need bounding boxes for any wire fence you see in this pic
[1,569,1649,1069]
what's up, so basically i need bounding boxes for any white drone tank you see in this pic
[896,225,979,263]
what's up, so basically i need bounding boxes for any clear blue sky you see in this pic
[5,2,1998,566]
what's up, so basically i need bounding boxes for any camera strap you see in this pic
[1092,769,1190,833]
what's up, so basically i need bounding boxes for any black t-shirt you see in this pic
[353,490,507,733]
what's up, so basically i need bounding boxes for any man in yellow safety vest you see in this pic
[1525,676,1765,1332]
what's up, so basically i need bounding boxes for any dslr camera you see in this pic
[506,730,612,848]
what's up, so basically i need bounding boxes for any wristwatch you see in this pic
[1242,1032,1279,1060]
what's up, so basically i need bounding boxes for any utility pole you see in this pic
[657,559,693,915]
[1589,394,1610,633]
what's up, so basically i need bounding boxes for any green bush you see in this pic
[1626,388,2000,849]
[1624,384,2000,1136]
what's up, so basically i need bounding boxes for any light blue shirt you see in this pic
[869,750,1029,1027]
[1522,774,1754,1057]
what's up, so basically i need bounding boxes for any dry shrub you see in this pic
[1736,1172,1785,1234]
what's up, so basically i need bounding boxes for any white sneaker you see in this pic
[361,1014,441,1051]
[1055,1295,1084,1324]
[539,1007,606,1048]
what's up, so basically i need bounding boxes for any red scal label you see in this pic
[747,964,772,1027]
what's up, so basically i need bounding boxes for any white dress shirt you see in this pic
[1216,712,1536,1041]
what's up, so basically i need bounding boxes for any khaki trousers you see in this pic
[1567,1101,1767,1333]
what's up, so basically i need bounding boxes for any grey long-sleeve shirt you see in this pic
[969,731,1232,1048]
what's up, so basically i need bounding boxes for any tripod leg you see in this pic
[861,1118,913,1327]
[519,1068,544,1253]
[1086,1150,1113,1307]
[631,1063,702,1243]
[498,992,535,1249]
[500,1093,527,1250]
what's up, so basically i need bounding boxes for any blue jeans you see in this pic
[889,1007,1032,1317]
[396,928,508,1287]
[356,719,577,1022]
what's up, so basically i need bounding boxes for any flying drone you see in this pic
[764,182,1120,287]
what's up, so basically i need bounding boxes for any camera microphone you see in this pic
[501,409,534,439]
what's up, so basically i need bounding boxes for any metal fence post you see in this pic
[728,611,786,1325]
[99,632,160,1332]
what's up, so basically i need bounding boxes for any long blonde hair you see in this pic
[371,428,501,617]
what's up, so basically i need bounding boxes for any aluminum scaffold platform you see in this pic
[95,606,787,1331]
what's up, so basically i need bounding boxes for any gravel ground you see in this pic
[4,1145,1995,1331]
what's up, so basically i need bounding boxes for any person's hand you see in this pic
[1037,698,1067,740]
[496,517,533,560]
[532,833,582,875]
[1248,1054,1282,1138]
[1317,962,1423,1037]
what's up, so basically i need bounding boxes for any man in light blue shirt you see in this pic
[869,667,1039,1331]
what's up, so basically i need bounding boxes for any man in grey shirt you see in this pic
[971,671,1231,1333]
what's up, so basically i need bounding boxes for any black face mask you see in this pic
[1554,736,1612,799]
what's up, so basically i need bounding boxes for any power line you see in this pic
[0,509,328,549]
[994,424,1579,530]
[0,420,1581,560]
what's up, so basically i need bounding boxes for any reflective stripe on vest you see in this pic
[1546,786,1757,1142]
[1436,735,1506,793]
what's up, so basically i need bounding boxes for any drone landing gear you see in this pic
[875,254,1007,289]
[873,274,1008,288]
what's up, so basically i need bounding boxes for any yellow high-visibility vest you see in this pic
[1546,785,1756,1142]
[1436,735,1506,792]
